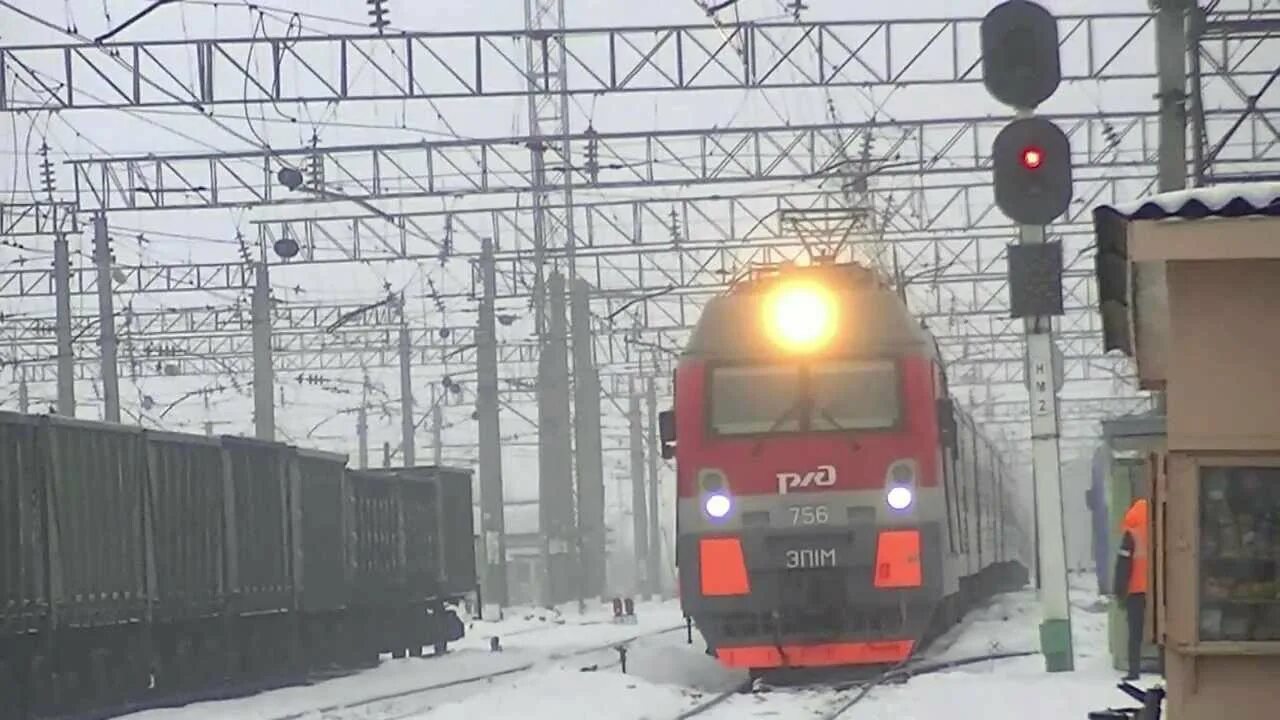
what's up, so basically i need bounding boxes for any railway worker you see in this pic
[1112,496,1150,681]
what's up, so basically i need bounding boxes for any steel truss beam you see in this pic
[2,299,1107,373]
[1,247,1109,370]
[2,300,409,339]
[246,179,1124,268]
[60,110,1277,212]
[5,306,1127,394]
[0,201,79,239]
[1191,12,1280,183]
[1,13,1242,111]
[3,326,536,369]
[3,306,1105,367]
[2,224,1099,301]
[6,336,1132,397]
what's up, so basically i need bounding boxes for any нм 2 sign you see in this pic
[777,465,837,494]
[785,548,837,569]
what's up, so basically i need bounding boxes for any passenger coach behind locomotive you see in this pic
[659,262,1028,672]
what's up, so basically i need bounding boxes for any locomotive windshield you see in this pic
[708,359,900,436]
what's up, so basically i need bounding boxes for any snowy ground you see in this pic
[120,576,1162,720]
[426,574,1158,720]
[698,576,1158,720]
[117,599,693,720]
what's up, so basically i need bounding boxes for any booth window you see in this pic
[1198,466,1280,642]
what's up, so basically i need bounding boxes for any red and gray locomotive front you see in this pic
[664,264,953,669]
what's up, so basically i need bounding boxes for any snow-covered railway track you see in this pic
[676,649,1039,720]
[266,624,687,720]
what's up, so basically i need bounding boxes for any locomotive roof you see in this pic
[683,262,941,362]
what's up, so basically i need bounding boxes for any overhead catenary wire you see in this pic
[93,0,181,43]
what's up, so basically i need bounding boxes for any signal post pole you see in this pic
[983,0,1075,672]
[1018,222,1074,673]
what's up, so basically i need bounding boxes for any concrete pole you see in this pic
[399,318,416,467]
[645,374,662,598]
[477,238,509,607]
[357,375,370,469]
[520,0,551,561]
[18,370,29,414]
[1186,5,1207,187]
[53,233,75,416]
[571,278,606,600]
[251,261,275,441]
[431,393,443,466]
[92,213,120,423]
[1153,0,1188,417]
[1021,222,1074,673]
[537,272,574,606]
[629,378,650,600]
[1155,0,1188,193]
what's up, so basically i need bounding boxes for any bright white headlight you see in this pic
[886,486,914,511]
[704,493,732,519]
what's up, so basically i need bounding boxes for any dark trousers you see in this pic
[1126,592,1146,676]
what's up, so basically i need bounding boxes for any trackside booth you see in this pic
[1097,413,1166,675]
[1095,183,1280,719]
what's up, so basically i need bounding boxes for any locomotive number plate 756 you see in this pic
[789,505,830,526]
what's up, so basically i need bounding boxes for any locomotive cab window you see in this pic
[707,360,900,436]
[1198,466,1280,642]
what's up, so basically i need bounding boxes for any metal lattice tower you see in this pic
[523,0,582,606]
[523,0,578,328]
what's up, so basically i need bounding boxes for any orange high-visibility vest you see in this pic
[1122,498,1149,594]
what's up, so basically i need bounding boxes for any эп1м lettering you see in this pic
[786,548,838,569]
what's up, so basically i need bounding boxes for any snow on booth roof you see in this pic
[1094,181,1280,222]
[1093,182,1280,356]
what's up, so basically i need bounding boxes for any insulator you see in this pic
[367,0,390,33]
[38,142,56,198]
[584,126,600,184]
[306,131,324,187]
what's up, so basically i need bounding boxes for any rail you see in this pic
[673,649,1039,720]
[267,624,687,720]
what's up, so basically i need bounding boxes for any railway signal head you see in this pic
[762,279,839,354]
[992,116,1073,225]
[981,0,1061,110]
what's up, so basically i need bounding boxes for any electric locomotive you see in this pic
[659,262,1028,672]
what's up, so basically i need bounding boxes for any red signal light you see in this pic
[1021,146,1044,170]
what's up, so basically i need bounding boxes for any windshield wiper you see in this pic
[750,396,806,457]
[815,406,863,453]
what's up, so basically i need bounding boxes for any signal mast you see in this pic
[981,0,1076,673]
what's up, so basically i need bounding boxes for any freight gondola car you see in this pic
[659,262,1030,673]
[0,412,476,720]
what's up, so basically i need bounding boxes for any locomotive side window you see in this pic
[707,360,899,436]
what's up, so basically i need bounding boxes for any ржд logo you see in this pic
[776,465,837,494]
